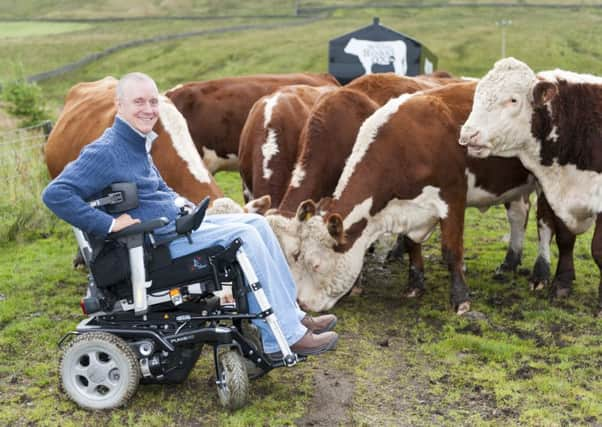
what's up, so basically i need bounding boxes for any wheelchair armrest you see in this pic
[175,196,210,235]
[107,217,170,240]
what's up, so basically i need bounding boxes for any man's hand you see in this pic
[112,214,140,232]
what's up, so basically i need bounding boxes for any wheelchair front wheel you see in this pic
[216,349,249,410]
[60,332,140,410]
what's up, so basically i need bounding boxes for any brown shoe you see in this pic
[301,314,337,334]
[290,330,338,356]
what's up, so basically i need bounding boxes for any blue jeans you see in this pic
[154,213,307,353]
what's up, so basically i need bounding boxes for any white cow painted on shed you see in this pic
[344,37,408,76]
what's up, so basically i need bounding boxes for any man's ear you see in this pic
[297,199,317,222]
[532,81,558,107]
[326,213,346,245]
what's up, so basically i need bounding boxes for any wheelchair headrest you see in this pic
[88,182,138,214]
[176,196,210,235]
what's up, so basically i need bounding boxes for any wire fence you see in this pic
[0,120,59,240]
[0,120,51,186]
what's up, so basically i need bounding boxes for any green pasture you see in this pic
[2,0,602,19]
[1,4,602,426]
[0,22,92,39]
[1,7,601,111]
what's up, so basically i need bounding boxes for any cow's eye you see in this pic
[510,97,518,104]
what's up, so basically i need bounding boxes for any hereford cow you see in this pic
[238,84,337,207]
[459,57,602,315]
[267,77,547,308]
[45,76,222,204]
[165,73,340,173]
[286,82,549,314]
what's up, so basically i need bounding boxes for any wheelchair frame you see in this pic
[58,188,302,410]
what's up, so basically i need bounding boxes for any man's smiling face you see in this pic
[116,77,159,134]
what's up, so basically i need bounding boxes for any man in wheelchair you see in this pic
[42,72,338,410]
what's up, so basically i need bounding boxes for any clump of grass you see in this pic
[0,123,60,241]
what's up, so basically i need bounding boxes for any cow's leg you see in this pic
[242,181,253,204]
[530,193,554,290]
[403,237,425,298]
[439,199,470,315]
[386,234,407,263]
[550,209,576,299]
[590,216,602,317]
[494,195,530,280]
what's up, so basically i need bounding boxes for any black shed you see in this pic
[328,17,438,85]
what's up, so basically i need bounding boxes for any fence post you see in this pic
[42,120,53,140]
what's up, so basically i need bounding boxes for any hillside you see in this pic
[2,4,602,426]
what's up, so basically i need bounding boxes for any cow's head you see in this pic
[291,199,365,312]
[459,57,557,158]
[264,207,305,267]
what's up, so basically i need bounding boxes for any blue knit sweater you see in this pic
[42,117,180,237]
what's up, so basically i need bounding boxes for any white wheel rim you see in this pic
[64,344,129,404]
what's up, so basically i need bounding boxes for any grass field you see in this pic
[1,3,602,426]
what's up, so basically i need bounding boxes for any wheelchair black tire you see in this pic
[216,349,249,410]
[59,332,140,410]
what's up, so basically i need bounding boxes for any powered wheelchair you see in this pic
[58,183,303,410]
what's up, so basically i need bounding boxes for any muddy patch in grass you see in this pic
[296,366,354,426]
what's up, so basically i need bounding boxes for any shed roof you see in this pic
[329,17,421,46]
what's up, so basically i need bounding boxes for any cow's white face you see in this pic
[460,57,538,158]
[292,216,364,312]
[264,213,302,265]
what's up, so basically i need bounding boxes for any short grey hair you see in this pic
[116,72,157,100]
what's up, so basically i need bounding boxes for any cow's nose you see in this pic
[459,128,480,146]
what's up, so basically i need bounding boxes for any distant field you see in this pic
[0,22,92,38]
[16,7,602,111]
[2,0,602,19]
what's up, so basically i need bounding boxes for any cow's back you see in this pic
[45,77,117,178]
[239,84,335,206]
[279,87,380,212]
[346,73,450,106]
[165,73,340,173]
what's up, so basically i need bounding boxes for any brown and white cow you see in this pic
[459,57,602,315]
[165,73,340,173]
[267,77,547,307]
[45,76,222,204]
[287,82,549,314]
[238,84,337,206]
[264,74,453,275]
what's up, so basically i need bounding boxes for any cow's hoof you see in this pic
[555,287,571,298]
[529,280,546,291]
[493,271,510,283]
[404,287,424,299]
[456,301,471,316]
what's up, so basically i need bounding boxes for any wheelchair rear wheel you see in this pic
[60,332,140,410]
[216,349,249,410]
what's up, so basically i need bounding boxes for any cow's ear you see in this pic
[326,213,346,245]
[244,195,271,215]
[532,81,558,107]
[297,199,317,222]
